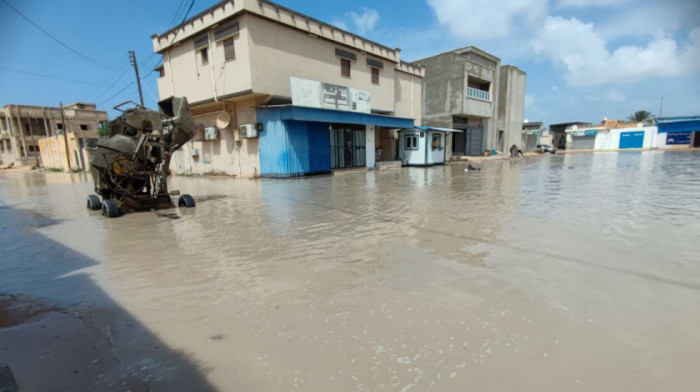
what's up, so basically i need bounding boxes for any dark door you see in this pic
[330,125,365,169]
[693,132,700,147]
[466,127,484,156]
[452,131,466,155]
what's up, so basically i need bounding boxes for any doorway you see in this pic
[330,124,366,169]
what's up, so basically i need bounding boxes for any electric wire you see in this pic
[0,66,112,86]
[0,0,118,69]
[92,67,133,102]
[168,0,196,46]
[99,0,197,109]
[98,81,136,107]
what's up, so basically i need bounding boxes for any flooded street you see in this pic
[2,151,700,391]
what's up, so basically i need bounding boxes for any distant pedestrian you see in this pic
[510,145,523,158]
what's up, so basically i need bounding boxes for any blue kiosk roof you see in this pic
[656,116,700,133]
[256,106,415,128]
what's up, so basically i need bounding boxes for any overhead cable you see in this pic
[0,0,118,69]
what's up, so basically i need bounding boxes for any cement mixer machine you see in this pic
[86,97,196,217]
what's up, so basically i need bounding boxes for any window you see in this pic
[371,67,379,85]
[223,37,235,61]
[341,58,351,78]
[200,48,209,65]
[28,145,36,152]
[80,124,88,131]
[57,123,63,130]
[405,134,418,150]
[432,134,442,150]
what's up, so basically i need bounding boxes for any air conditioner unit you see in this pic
[240,123,258,138]
[204,127,219,140]
[190,148,199,157]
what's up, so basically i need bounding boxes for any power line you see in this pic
[167,0,189,30]
[169,0,196,46]
[92,67,133,102]
[0,0,117,69]
[86,54,132,99]
[0,66,112,86]
[98,81,136,107]
[98,58,164,108]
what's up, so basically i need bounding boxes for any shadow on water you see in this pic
[0,205,216,392]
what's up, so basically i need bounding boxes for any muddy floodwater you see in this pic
[2,151,700,391]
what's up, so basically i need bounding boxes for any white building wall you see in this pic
[394,70,423,122]
[169,97,262,177]
[593,126,657,150]
[158,16,253,104]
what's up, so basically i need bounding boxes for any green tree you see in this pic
[627,110,653,122]
[97,122,111,137]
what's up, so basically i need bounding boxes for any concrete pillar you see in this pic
[365,125,375,169]
[13,108,28,158]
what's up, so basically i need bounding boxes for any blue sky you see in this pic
[1,0,698,127]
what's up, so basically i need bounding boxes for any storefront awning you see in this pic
[415,126,463,133]
[656,119,700,133]
[256,105,415,128]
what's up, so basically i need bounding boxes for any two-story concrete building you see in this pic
[0,103,107,167]
[413,47,526,159]
[152,0,423,177]
[498,65,527,153]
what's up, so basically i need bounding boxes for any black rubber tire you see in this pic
[102,199,120,218]
[87,194,101,210]
[178,194,195,208]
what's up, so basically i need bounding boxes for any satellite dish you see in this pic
[215,111,232,130]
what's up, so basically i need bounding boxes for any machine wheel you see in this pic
[87,194,101,210]
[102,199,121,218]
[178,194,195,208]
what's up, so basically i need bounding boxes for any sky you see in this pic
[1,0,698,127]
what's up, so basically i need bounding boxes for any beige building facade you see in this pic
[0,103,107,168]
[152,0,423,177]
[414,47,527,159]
[498,65,527,152]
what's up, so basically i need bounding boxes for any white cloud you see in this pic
[349,8,379,34]
[532,17,700,86]
[426,0,547,40]
[586,89,626,102]
[330,19,349,31]
[557,0,621,8]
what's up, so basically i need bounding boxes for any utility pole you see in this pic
[60,102,71,171]
[658,97,664,120]
[129,50,145,107]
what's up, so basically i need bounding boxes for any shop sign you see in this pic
[666,132,691,145]
[572,129,597,137]
[291,77,371,113]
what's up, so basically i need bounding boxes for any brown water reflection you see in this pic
[1,151,699,391]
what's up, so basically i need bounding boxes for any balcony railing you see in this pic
[466,87,491,102]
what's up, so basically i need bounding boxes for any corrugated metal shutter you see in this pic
[466,127,483,155]
[571,136,595,149]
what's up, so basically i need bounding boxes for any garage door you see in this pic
[571,136,595,150]
[619,131,644,149]
[466,127,484,156]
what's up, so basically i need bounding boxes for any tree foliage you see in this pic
[627,110,653,123]
[97,123,111,137]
